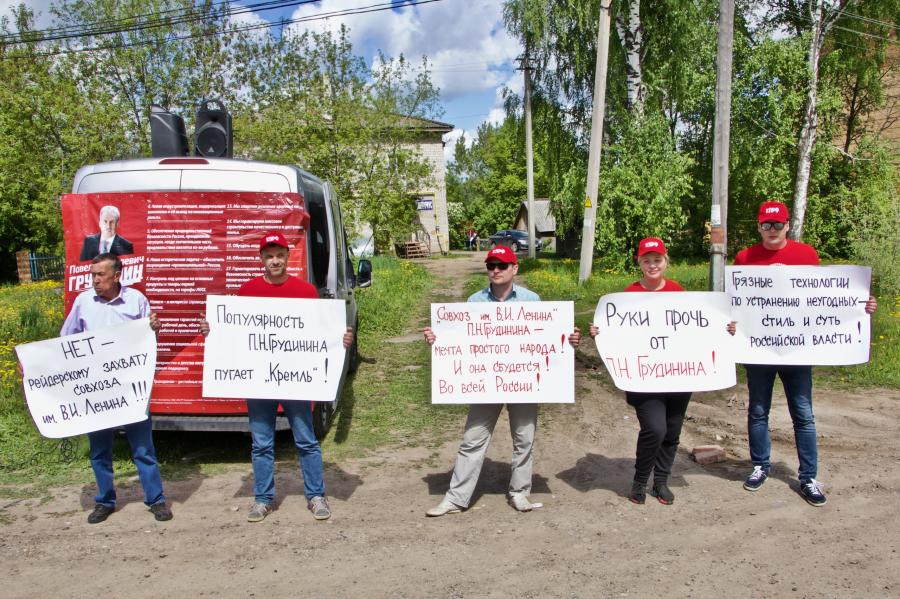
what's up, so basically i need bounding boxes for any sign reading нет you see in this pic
[430,301,575,404]
[16,319,157,438]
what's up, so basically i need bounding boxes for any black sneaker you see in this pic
[150,502,173,521]
[629,481,646,504]
[87,504,114,524]
[743,466,769,491]
[799,479,827,507]
[651,482,675,505]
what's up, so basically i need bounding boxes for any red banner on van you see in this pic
[61,192,309,414]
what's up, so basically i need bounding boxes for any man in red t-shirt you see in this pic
[201,232,353,522]
[735,201,877,507]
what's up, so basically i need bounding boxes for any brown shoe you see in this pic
[150,502,173,521]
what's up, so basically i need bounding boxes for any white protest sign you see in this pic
[726,265,872,365]
[202,295,347,401]
[16,318,157,439]
[593,292,736,393]
[430,301,575,404]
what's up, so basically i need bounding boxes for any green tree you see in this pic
[233,28,442,253]
[595,114,693,265]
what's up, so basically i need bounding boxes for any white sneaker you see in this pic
[426,498,461,517]
[508,494,542,512]
[247,502,272,522]
[307,496,331,520]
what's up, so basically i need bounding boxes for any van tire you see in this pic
[312,402,334,441]
[348,317,360,373]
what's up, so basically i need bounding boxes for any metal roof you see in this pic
[517,199,556,234]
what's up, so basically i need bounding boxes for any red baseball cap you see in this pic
[259,232,290,251]
[484,245,517,265]
[636,237,667,258]
[757,201,789,223]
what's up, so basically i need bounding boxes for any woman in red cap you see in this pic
[590,237,690,505]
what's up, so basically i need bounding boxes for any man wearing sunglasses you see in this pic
[423,245,581,516]
[734,201,877,507]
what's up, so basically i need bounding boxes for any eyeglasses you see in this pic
[760,221,787,231]
[485,262,511,271]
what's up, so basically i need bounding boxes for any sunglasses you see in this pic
[760,221,787,231]
[485,262,511,271]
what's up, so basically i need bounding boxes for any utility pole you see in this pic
[578,1,613,284]
[520,51,537,259]
[708,0,734,291]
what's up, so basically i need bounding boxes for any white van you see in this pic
[64,156,371,438]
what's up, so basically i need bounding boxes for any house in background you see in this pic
[514,199,556,252]
[406,116,454,255]
[350,115,454,258]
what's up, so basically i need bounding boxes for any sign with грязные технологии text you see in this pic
[726,265,872,365]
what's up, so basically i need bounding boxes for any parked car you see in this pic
[488,229,540,252]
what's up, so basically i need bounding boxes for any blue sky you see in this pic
[7,0,523,163]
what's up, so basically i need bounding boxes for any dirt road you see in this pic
[3,252,898,598]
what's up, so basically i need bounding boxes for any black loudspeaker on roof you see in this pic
[149,105,188,157]
[194,98,233,158]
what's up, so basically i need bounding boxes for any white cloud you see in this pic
[0,0,54,30]
[284,0,522,101]
[484,71,522,126]
[228,3,271,43]
[442,127,473,164]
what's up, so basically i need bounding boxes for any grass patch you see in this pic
[0,256,452,489]
[355,255,431,343]
[0,281,86,487]
[324,256,466,459]
[519,257,899,390]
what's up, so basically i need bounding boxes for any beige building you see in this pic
[406,116,454,255]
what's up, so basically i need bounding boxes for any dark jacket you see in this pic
[79,234,134,261]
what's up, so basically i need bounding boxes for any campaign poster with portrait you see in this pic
[61,192,309,414]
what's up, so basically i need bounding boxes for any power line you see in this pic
[833,24,899,45]
[1,0,447,59]
[0,0,320,44]
[840,10,898,31]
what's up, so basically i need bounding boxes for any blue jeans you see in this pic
[88,417,165,507]
[746,365,817,481]
[247,399,325,504]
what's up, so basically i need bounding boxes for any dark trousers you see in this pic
[625,392,692,485]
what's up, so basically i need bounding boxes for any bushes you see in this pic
[595,115,693,267]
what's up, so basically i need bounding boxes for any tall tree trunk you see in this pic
[615,0,645,114]
[843,77,860,155]
[791,0,850,240]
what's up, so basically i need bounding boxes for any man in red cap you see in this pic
[201,232,353,522]
[422,246,581,515]
[735,201,877,506]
